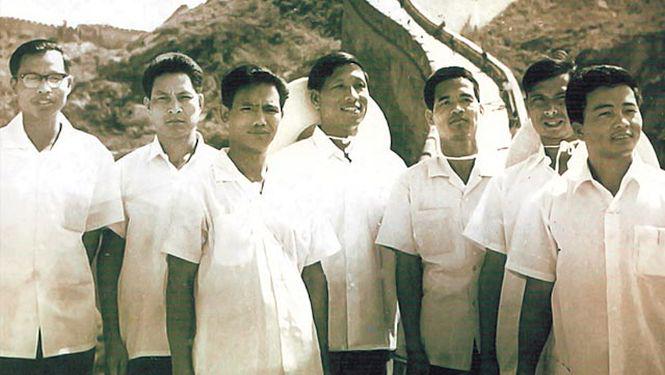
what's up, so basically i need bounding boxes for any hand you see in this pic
[406,349,430,375]
[104,336,128,375]
[479,356,500,375]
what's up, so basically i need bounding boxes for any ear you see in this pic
[63,75,74,95]
[572,121,584,139]
[424,109,434,126]
[143,96,151,110]
[310,90,320,110]
[10,77,17,92]
[478,103,485,115]
[221,105,230,123]
[197,93,205,111]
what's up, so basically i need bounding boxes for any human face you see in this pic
[426,77,481,144]
[574,85,641,161]
[11,50,72,121]
[313,63,369,137]
[145,73,203,140]
[526,74,574,145]
[224,83,282,154]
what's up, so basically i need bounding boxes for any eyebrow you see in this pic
[591,104,615,111]
[153,90,193,95]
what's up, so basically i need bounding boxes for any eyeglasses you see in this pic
[17,73,69,89]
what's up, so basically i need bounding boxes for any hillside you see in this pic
[467,0,665,165]
[0,0,343,155]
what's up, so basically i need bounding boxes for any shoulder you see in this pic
[68,127,114,160]
[116,143,151,167]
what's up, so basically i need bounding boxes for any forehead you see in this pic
[324,63,366,85]
[528,73,569,95]
[585,84,638,108]
[232,83,280,105]
[434,77,476,98]
[17,50,66,74]
[152,72,196,93]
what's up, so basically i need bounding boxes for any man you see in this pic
[463,58,577,374]
[376,66,501,374]
[97,52,218,375]
[269,52,407,374]
[164,64,338,374]
[0,39,123,374]
[507,65,665,374]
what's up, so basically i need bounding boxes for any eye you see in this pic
[265,106,280,114]
[154,96,168,102]
[598,111,612,117]
[239,106,252,112]
[355,81,367,90]
[178,95,194,101]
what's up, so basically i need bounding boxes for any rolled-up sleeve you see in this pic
[85,149,124,231]
[505,192,558,282]
[162,181,208,264]
[375,172,417,255]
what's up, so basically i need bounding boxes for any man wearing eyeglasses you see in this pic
[0,39,124,374]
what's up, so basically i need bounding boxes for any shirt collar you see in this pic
[427,152,500,179]
[311,126,356,161]
[212,148,268,184]
[570,152,646,194]
[147,131,204,163]
[2,112,74,151]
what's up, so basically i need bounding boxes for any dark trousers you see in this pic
[127,356,172,375]
[0,337,95,375]
[429,348,481,375]
[330,349,391,375]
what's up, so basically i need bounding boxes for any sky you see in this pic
[0,0,207,31]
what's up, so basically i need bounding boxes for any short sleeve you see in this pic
[505,191,558,282]
[296,214,341,270]
[464,175,507,254]
[162,180,208,264]
[375,172,417,255]
[85,148,124,231]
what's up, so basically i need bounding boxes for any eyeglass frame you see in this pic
[14,72,70,89]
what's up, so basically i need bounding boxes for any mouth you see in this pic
[449,117,468,126]
[35,98,54,106]
[610,132,633,141]
[340,104,362,116]
[542,119,564,128]
[165,118,186,124]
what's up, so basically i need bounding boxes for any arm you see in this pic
[478,250,507,374]
[393,247,429,374]
[302,262,329,374]
[166,255,199,375]
[97,229,128,375]
[517,277,553,375]
[83,228,103,265]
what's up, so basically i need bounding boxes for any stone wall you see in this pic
[342,0,432,165]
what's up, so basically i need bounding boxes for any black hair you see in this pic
[307,52,366,91]
[9,39,69,77]
[565,65,641,125]
[142,52,204,98]
[522,57,575,95]
[423,66,480,110]
[221,64,289,110]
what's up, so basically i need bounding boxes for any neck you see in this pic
[441,140,477,185]
[22,112,60,151]
[158,131,197,169]
[587,155,632,196]
[320,123,354,151]
[227,144,266,182]
[541,136,578,174]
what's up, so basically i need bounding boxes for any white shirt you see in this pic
[163,150,340,374]
[376,154,501,370]
[463,145,560,374]
[506,156,665,375]
[0,113,124,358]
[269,127,407,351]
[110,135,218,360]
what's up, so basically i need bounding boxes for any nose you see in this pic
[36,78,52,93]
[345,85,360,102]
[615,115,631,129]
[543,103,558,117]
[451,102,465,114]
[253,111,267,127]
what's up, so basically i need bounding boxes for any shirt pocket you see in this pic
[634,225,665,278]
[412,207,456,263]
[62,189,92,233]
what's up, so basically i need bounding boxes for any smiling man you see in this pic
[376,66,502,375]
[96,52,218,375]
[507,65,665,374]
[0,39,123,374]
[462,57,577,374]
[163,64,339,374]
[269,52,407,374]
